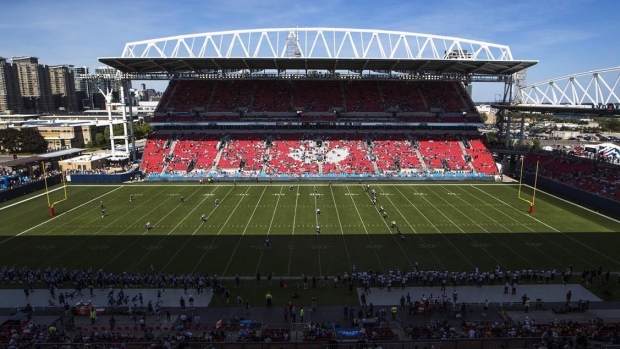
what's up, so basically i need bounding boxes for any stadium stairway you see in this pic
[458,141,477,174]
[412,143,428,172]
[161,139,179,176]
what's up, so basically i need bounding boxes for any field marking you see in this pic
[0,186,66,211]
[345,185,385,273]
[393,185,474,268]
[3,186,130,247]
[254,186,285,275]
[329,185,352,271]
[426,185,535,267]
[410,185,489,267]
[221,186,268,276]
[159,186,236,272]
[455,185,583,267]
[313,185,322,276]
[504,183,620,225]
[378,186,443,269]
[189,186,252,274]
[362,186,414,269]
[47,185,166,266]
[287,185,300,276]
[101,187,203,270]
[0,186,123,246]
[108,183,513,187]
[469,185,620,267]
[129,186,220,272]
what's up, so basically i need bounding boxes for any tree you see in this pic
[19,128,47,153]
[95,133,106,147]
[600,118,620,132]
[479,112,489,123]
[532,139,541,149]
[0,128,21,153]
[134,122,154,139]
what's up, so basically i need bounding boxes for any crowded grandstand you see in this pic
[141,79,497,179]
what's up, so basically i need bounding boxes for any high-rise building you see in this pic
[69,66,90,111]
[69,66,89,91]
[49,65,78,113]
[12,56,54,114]
[0,57,24,114]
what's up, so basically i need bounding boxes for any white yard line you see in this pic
[450,185,570,267]
[70,188,185,268]
[469,185,620,267]
[345,185,384,273]
[129,186,221,271]
[47,186,165,266]
[377,186,441,269]
[287,185,300,276]
[329,185,352,271]
[420,185,510,267]
[313,186,322,276]
[102,188,202,269]
[361,186,415,269]
[393,185,474,268]
[0,186,123,245]
[0,186,66,211]
[505,183,620,224]
[159,186,235,271]
[254,186,284,274]
[191,186,253,275]
[221,186,268,276]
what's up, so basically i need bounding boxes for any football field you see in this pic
[1,182,619,277]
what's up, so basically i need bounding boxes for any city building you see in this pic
[0,119,107,150]
[49,65,78,113]
[12,56,54,114]
[0,57,24,114]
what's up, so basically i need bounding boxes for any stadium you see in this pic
[2,28,620,348]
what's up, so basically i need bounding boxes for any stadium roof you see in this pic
[99,57,535,76]
[99,28,536,76]
[0,156,46,168]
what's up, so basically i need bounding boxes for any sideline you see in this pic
[0,186,65,211]
[0,186,123,245]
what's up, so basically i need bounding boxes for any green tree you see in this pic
[0,128,21,153]
[479,112,489,123]
[19,128,47,153]
[95,133,106,147]
[134,122,154,139]
[532,139,541,149]
[600,118,620,132]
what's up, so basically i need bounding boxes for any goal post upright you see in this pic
[518,156,538,214]
[42,161,68,216]
[530,160,539,214]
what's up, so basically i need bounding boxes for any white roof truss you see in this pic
[120,28,514,61]
[520,66,620,106]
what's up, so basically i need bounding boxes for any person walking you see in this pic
[265,292,273,307]
[300,307,305,323]
[524,298,530,313]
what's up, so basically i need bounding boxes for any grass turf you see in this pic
[1,182,619,279]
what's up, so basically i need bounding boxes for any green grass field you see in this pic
[1,182,619,277]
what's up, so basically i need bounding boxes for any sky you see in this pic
[0,0,618,102]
